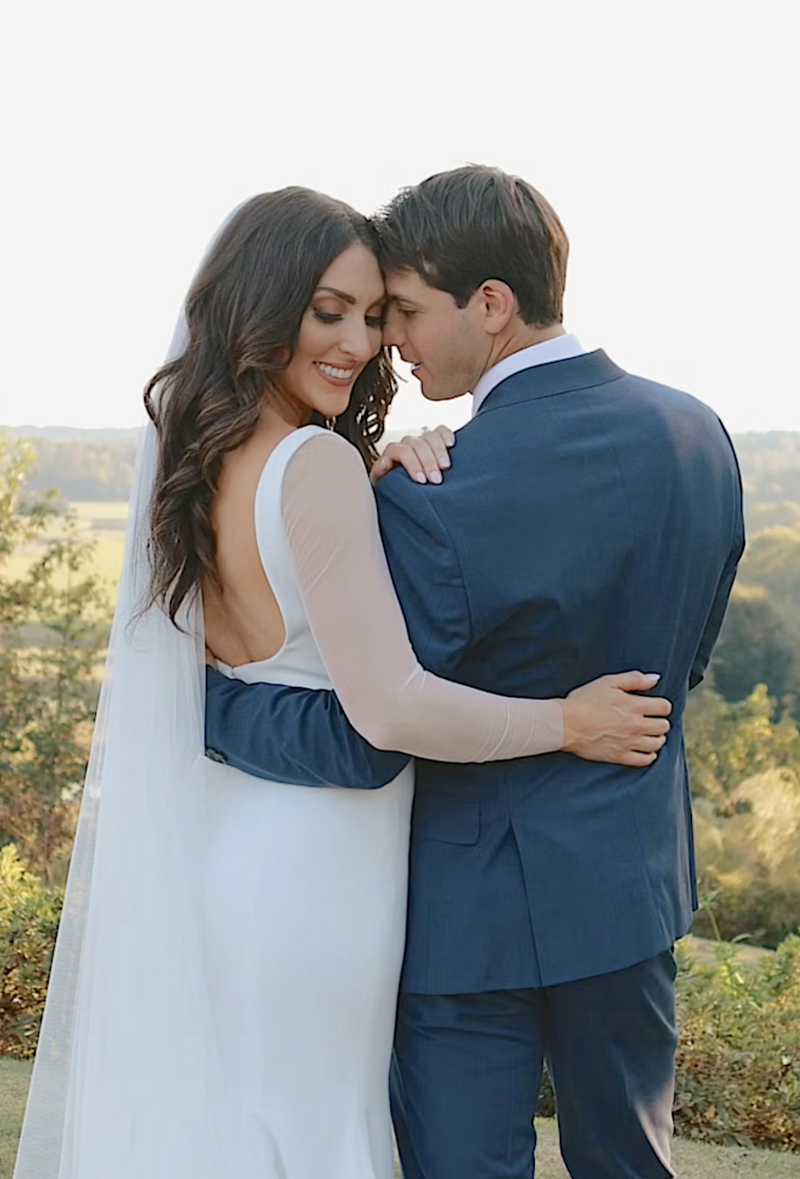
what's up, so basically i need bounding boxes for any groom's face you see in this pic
[383,269,490,402]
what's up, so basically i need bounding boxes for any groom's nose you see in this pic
[382,305,405,349]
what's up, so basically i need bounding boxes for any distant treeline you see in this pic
[7,428,800,525]
[734,433,800,532]
[20,435,141,502]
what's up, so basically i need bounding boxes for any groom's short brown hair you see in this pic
[377,165,569,327]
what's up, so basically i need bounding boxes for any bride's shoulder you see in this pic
[285,428,366,478]
[281,431,372,517]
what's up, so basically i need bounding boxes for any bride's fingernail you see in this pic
[414,473,427,484]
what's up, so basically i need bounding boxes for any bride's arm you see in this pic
[280,432,669,764]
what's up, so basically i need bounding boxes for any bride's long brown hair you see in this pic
[144,189,397,625]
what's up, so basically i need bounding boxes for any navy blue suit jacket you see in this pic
[205,351,744,992]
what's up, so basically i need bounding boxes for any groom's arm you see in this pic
[204,469,471,786]
[689,528,745,689]
[205,669,409,788]
[372,468,472,675]
[689,434,746,689]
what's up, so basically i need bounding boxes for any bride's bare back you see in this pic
[204,420,295,667]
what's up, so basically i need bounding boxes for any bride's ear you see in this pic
[476,279,517,336]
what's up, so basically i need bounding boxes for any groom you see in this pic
[204,167,744,1178]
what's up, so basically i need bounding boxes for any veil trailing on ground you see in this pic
[13,216,243,1179]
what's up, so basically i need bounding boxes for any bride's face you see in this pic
[275,243,386,425]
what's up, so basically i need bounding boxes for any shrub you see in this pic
[691,873,800,949]
[0,435,108,885]
[692,772,800,948]
[684,685,800,812]
[674,935,800,1150]
[0,844,62,1058]
[536,939,800,1151]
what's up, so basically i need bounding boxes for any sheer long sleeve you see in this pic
[281,432,563,762]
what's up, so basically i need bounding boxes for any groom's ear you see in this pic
[475,279,517,336]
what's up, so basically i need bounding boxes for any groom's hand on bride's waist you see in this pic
[203,665,410,789]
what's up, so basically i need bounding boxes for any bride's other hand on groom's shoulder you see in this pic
[370,425,456,486]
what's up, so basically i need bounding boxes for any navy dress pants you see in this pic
[391,950,678,1179]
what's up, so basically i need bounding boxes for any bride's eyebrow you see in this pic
[315,286,356,304]
[315,286,386,312]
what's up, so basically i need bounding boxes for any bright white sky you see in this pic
[1,0,797,435]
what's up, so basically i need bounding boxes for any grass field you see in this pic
[0,1061,28,1179]
[69,501,128,590]
[0,1056,795,1179]
[6,500,128,594]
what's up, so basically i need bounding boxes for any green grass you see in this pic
[0,1059,30,1178]
[5,500,128,594]
[1,1058,795,1179]
[71,501,128,591]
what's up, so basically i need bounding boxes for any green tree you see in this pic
[684,684,800,812]
[0,844,63,1057]
[710,585,799,708]
[738,526,800,645]
[25,437,138,502]
[686,685,800,946]
[0,435,109,884]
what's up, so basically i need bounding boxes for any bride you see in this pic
[14,189,671,1179]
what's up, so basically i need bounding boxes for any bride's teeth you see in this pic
[317,363,354,380]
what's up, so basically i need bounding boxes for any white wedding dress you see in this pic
[202,428,414,1179]
[198,424,566,1178]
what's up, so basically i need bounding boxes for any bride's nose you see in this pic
[339,320,375,362]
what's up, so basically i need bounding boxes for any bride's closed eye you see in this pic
[313,308,385,330]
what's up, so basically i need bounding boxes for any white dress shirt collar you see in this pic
[471,333,586,416]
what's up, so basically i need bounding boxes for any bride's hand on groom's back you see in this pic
[560,672,672,768]
[370,426,456,486]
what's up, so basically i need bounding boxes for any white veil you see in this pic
[13,215,242,1179]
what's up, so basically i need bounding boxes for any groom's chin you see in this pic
[421,385,467,404]
[414,373,456,403]
[413,375,435,402]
